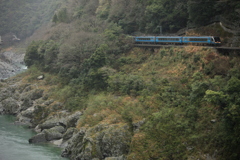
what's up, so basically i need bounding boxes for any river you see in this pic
[0,115,68,160]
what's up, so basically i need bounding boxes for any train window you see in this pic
[157,38,179,41]
[138,38,151,40]
[189,38,208,41]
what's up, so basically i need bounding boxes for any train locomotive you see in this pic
[134,36,221,46]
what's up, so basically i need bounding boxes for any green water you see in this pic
[0,115,68,160]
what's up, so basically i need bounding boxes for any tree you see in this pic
[87,44,108,69]
[24,41,42,67]
[144,0,188,33]
[188,0,217,27]
[52,13,58,23]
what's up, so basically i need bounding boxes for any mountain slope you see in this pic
[0,0,240,160]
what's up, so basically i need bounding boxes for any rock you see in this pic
[20,98,33,111]
[1,97,19,114]
[30,89,44,100]
[29,132,47,143]
[43,99,54,106]
[16,115,32,127]
[43,126,66,141]
[0,87,15,101]
[20,89,44,101]
[39,118,67,130]
[37,75,44,80]
[63,127,77,141]
[0,102,4,114]
[211,119,217,123]
[20,106,35,118]
[66,111,83,128]
[132,119,145,133]
[0,50,25,79]
[34,125,42,133]
[62,124,132,160]
[51,138,63,147]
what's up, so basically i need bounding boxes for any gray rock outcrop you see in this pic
[29,132,47,143]
[0,78,133,160]
[62,124,131,160]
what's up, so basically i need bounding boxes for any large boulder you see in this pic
[20,106,35,118]
[43,126,66,141]
[29,126,66,143]
[29,132,47,143]
[15,115,32,127]
[63,127,77,141]
[39,111,82,131]
[66,111,83,128]
[62,124,132,160]
[39,117,67,130]
[1,97,20,114]
[20,98,33,111]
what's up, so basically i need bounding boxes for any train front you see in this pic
[213,37,221,46]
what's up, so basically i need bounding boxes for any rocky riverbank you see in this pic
[0,48,26,79]
[0,75,134,160]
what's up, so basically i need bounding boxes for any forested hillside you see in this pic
[0,0,63,45]
[1,0,240,159]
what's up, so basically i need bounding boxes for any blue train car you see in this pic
[182,36,221,45]
[133,36,221,46]
[134,36,155,44]
[155,36,182,44]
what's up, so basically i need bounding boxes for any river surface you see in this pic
[0,115,68,160]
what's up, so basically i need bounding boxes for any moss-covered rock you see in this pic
[62,124,131,160]
[43,126,65,141]
[1,97,19,114]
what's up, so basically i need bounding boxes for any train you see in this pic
[134,36,221,46]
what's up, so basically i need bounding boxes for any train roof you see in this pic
[183,36,216,38]
[134,36,155,37]
[155,36,182,38]
[134,36,220,38]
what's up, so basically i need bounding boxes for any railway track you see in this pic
[134,44,240,51]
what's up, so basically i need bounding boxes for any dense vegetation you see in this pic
[1,0,240,159]
[24,45,240,159]
[0,0,64,38]
[1,0,240,37]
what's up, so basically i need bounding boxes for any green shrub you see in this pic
[108,73,145,96]
[144,108,187,159]
[192,72,203,81]
[190,81,209,103]
[64,97,86,111]
[24,41,43,67]
[225,77,240,93]
[204,90,227,107]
